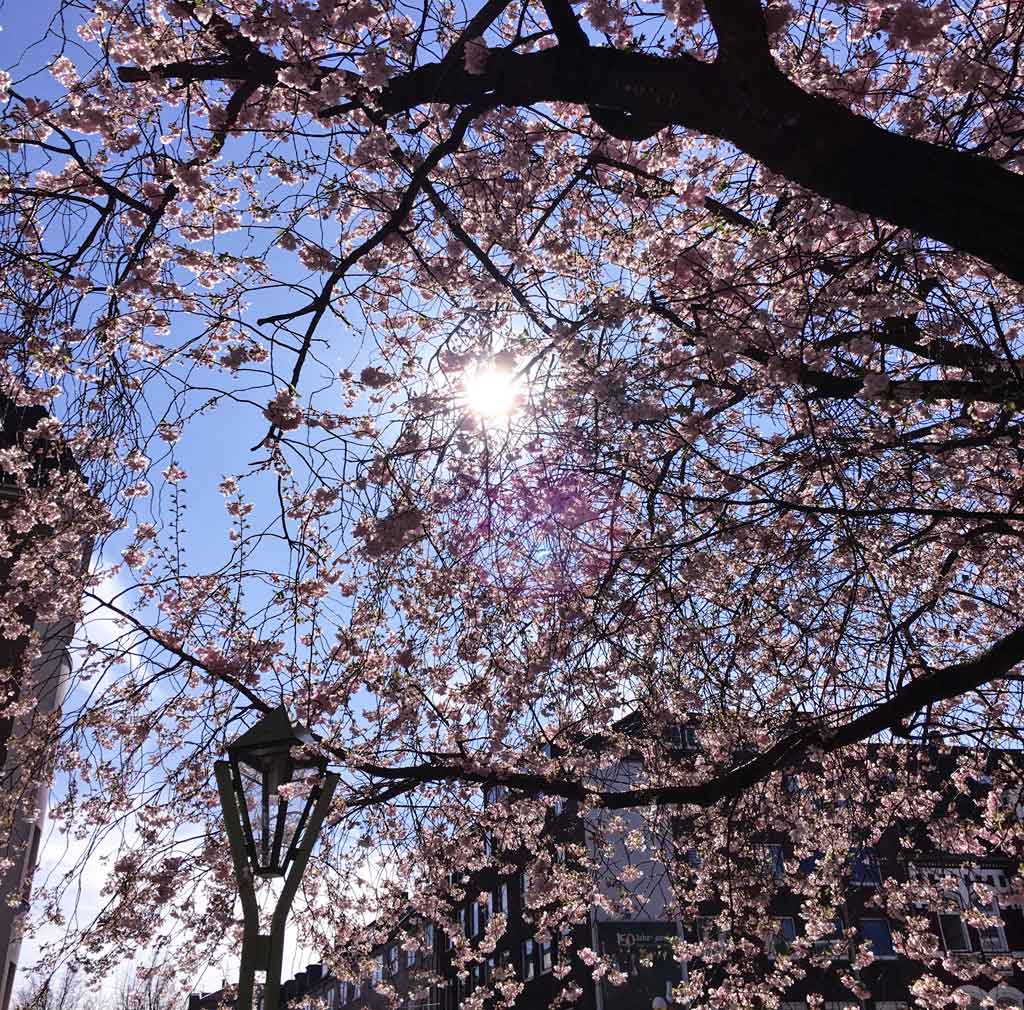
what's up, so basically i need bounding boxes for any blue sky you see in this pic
[0,4,379,992]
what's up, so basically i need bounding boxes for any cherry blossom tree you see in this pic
[3,0,1024,1006]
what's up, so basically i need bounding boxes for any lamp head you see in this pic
[225,705,327,877]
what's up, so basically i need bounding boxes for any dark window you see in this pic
[813,915,846,953]
[977,915,1007,953]
[540,938,554,974]
[968,878,1007,952]
[759,844,785,883]
[483,785,507,806]
[770,917,797,955]
[939,913,971,952]
[851,848,883,886]
[859,918,895,957]
[21,825,41,905]
[522,939,536,980]
[696,917,718,943]
[667,724,698,749]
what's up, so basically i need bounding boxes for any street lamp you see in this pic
[215,706,339,1010]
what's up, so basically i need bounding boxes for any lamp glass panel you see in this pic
[237,749,309,875]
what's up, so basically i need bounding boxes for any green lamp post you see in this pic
[215,706,339,1010]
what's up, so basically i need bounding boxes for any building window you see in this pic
[459,907,467,938]
[859,917,895,957]
[812,915,847,956]
[521,869,531,905]
[22,825,41,904]
[425,922,435,949]
[768,917,797,956]
[539,938,554,974]
[522,939,536,980]
[666,724,698,749]
[388,945,398,975]
[483,784,508,806]
[850,847,883,886]
[919,866,1008,954]
[372,956,383,985]
[696,917,718,943]
[493,882,508,914]
[940,910,971,953]
[407,945,417,968]
[758,844,785,883]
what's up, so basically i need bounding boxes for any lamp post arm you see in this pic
[216,761,263,1010]
[215,761,261,921]
[264,772,340,1010]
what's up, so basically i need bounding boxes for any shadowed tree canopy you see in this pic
[3,0,1024,1004]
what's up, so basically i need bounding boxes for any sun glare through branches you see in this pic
[460,364,522,420]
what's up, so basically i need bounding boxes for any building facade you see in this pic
[0,395,87,1010]
[192,728,1024,1010]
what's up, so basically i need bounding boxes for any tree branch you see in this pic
[341,621,1024,811]
[377,47,1024,283]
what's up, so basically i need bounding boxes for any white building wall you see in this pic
[1,622,74,1010]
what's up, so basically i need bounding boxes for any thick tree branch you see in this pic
[376,47,1024,283]
[704,0,773,70]
[344,622,1024,811]
[123,34,1024,281]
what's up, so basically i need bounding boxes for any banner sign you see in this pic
[598,922,681,1010]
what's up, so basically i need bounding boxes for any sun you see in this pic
[462,363,521,420]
